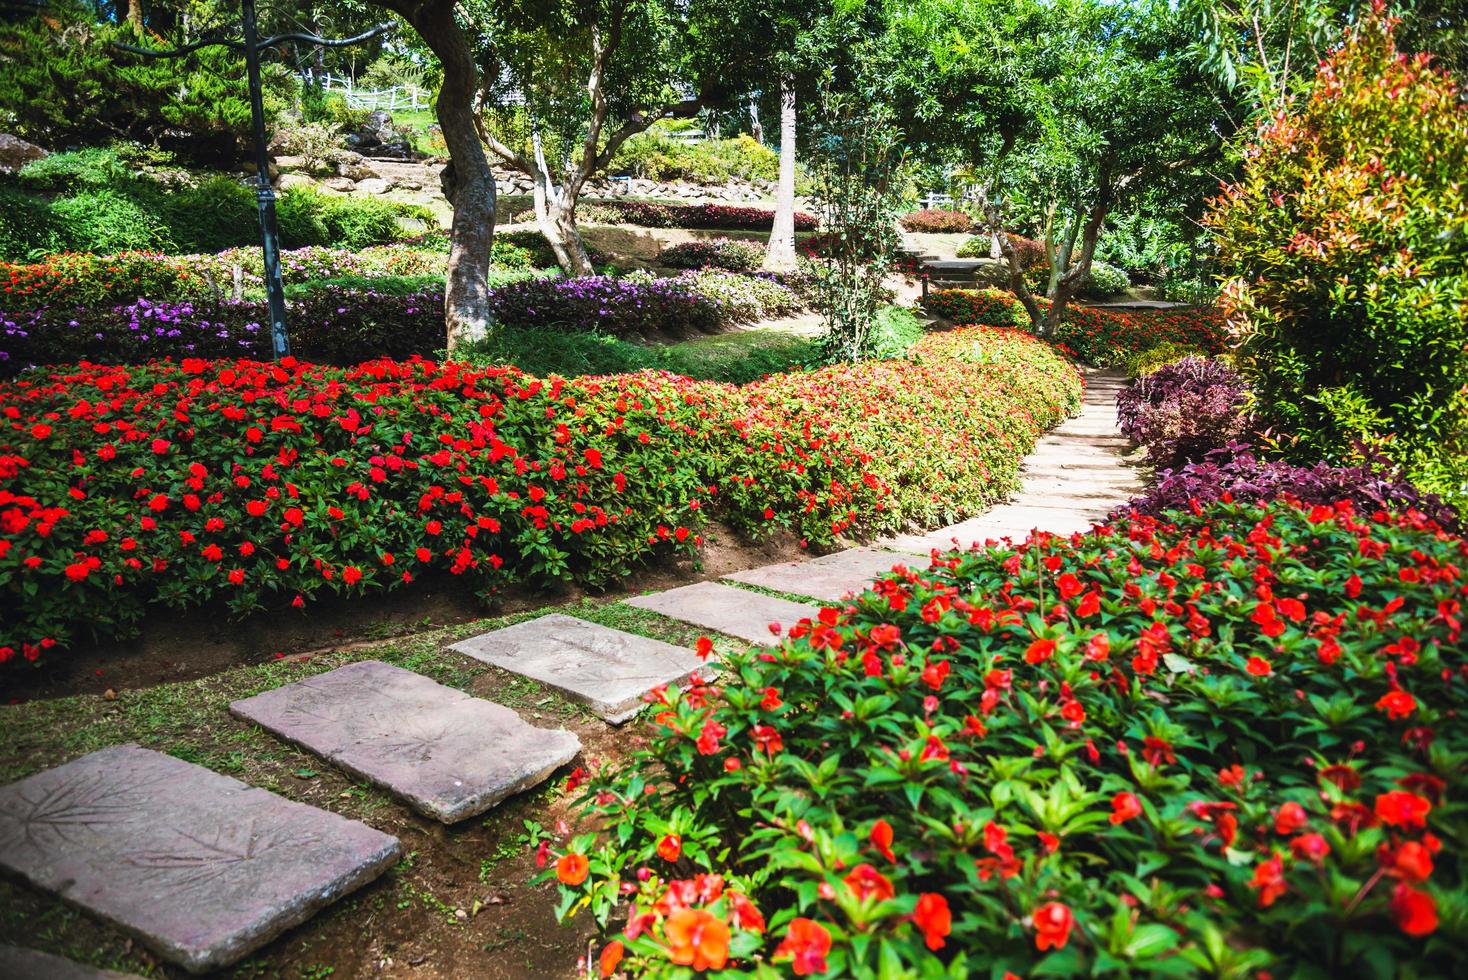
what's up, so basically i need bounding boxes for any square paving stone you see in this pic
[0,745,400,975]
[0,946,147,980]
[627,581,819,646]
[230,661,581,823]
[722,547,929,602]
[449,614,710,724]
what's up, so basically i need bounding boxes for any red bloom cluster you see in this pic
[0,327,1080,664]
[564,496,1466,975]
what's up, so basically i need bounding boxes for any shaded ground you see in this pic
[0,599,769,979]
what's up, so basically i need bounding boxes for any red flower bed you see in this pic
[552,497,1466,976]
[924,287,1230,365]
[0,327,1080,664]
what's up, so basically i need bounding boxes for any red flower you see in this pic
[657,834,682,863]
[1032,902,1074,951]
[1390,883,1438,936]
[1245,655,1272,676]
[912,893,951,951]
[1375,790,1432,829]
[1024,637,1057,664]
[1385,841,1434,882]
[1375,690,1417,719]
[1274,802,1308,835]
[773,918,832,976]
[1249,854,1287,907]
[1110,792,1143,824]
[843,863,895,902]
[870,819,896,862]
[1291,832,1330,864]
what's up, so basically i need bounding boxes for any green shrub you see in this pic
[612,128,779,184]
[0,187,52,260]
[955,231,1046,267]
[1124,340,1206,378]
[15,146,134,193]
[46,189,173,253]
[1079,260,1130,297]
[1208,10,1468,505]
[152,177,258,254]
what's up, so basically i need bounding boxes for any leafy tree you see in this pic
[887,0,1228,335]
[475,0,777,274]
[1208,6,1468,503]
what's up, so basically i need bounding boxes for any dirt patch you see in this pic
[3,523,810,705]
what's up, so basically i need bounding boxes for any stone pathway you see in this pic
[449,614,711,724]
[0,369,1138,976]
[0,946,146,980]
[230,661,581,823]
[0,745,400,974]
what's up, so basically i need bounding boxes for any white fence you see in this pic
[300,70,428,113]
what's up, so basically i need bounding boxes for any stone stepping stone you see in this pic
[723,547,927,602]
[0,745,400,975]
[230,661,581,824]
[627,581,819,646]
[450,614,709,724]
[0,947,147,980]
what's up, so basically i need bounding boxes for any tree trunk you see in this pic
[1041,167,1116,335]
[376,0,496,350]
[529,128,594,276]
[763,77,798,272]
[126,0,144,33]
[748,94,764,143]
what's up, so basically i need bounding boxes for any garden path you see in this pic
[0,371,1139,975]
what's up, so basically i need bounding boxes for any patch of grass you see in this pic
[469,324,818,384]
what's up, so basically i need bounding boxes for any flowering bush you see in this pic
[552,497,1466,976]
[924,288,1229,366]
[0,327,1081,663]
[1207,9,1468,502]
[1116,357,1252,468]
[1,290,444,373]
[897,209,972,233]
[668,270,802,323]
[955,233,1045,267]
[1124,444,1461,531]
[579,200,818,232]
[0,245,450,310]
[656,239,765,272]
[490,275,724,336]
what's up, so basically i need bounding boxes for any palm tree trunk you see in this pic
[763,76,798,272]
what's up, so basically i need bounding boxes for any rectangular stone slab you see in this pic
[230,661,581,823]
[0,947,147,980]
[722,547,928,602]
[627,581,819,646]
[449,614,709,724]
[0,745,400,975]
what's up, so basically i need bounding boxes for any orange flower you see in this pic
[556,852,589,886]
[1249,854,1287,907]
[1109,792,1143,825]
[870,819,896,862]
[913,893,952,950]
[1033,901,1074,951]
[1024,637,1057,664]
[658,834,682,863]
[773,917,832,976]
[663,907,731,972]
[599,940,624,977]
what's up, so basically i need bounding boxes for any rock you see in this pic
[274,154,306,171]
[278,173,316,190]
[0,745,400,974]
[230,661,581,823]
[355,177,391,195]
[724,548,930,603]
[322,176,356,192]
[396,178,423,191]
[627,582,819,647]
[449,614,711,724]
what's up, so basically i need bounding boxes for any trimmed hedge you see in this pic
[0,326,1081,663]
[552,496,1467,977]
[898,209,972,233]
[656,239,765,272]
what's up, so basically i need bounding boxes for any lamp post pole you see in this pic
[115,10,394,361]
[239,0,291,360]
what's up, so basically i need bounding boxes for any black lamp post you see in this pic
[117,5,393,360]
